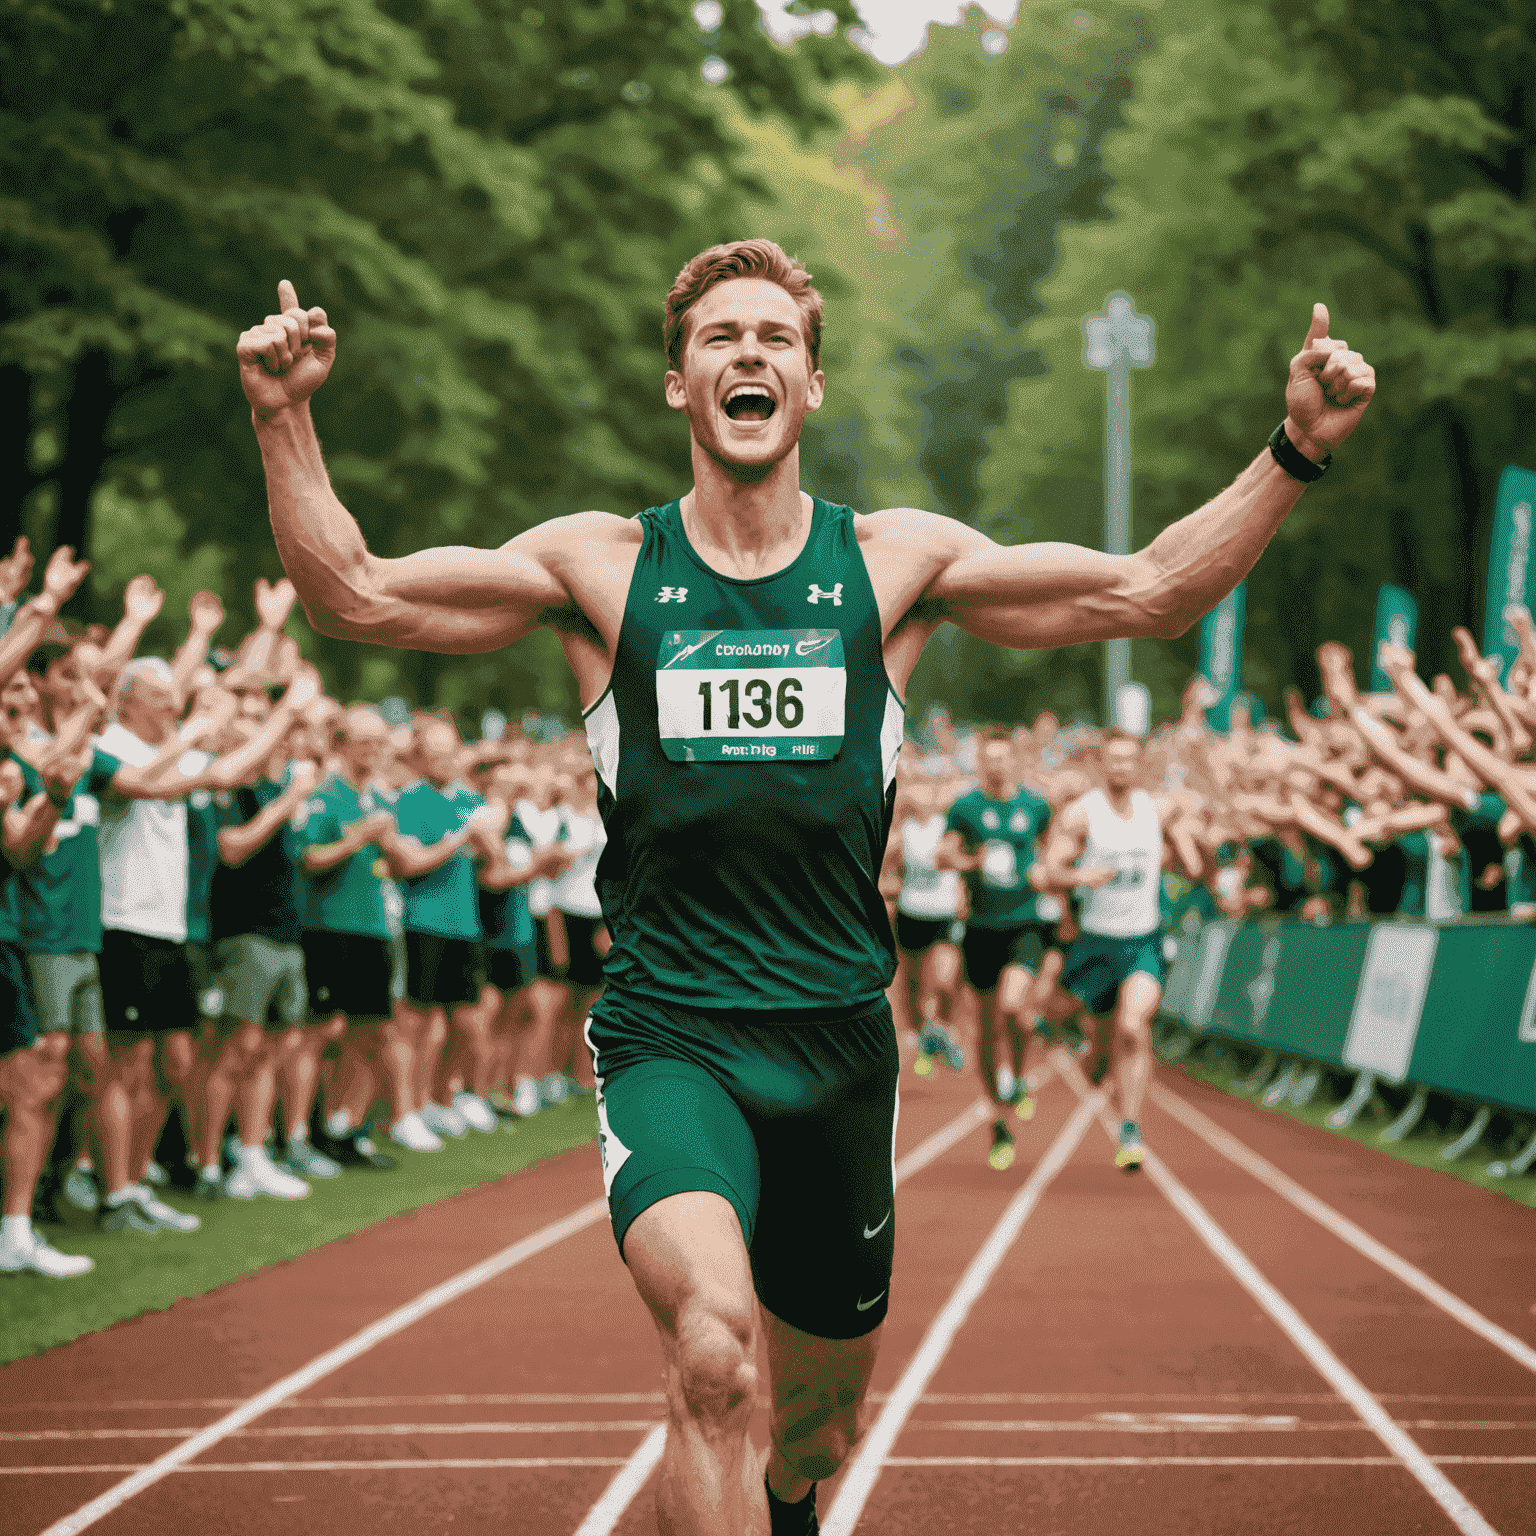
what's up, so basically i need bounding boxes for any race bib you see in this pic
[980,838,1019,888]
[656,628,845,763]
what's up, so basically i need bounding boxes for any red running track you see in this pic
[2,1045,1533,1536]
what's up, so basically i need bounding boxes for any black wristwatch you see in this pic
[1269,422,1331,482]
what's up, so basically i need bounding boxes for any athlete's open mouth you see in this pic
[722,385,776,422]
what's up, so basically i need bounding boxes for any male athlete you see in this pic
[239,240,1374,1536]
[1030,728,1165,1171]
[936,725,1054,1171]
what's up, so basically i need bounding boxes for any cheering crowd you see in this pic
[1,533,1531,1277]
[0,540,605,1281]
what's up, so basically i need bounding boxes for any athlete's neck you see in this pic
[1103,784,1137,818]
[680,447,813,581]
[980,778,1017,803]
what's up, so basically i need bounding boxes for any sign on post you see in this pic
[1483,465,1536,677]
[1369,584,1418,692]
[1198,582,1245,731]
[1084,293,1155,727]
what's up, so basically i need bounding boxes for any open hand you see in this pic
[0,537,34,605]
[41,546,90,605]
[1316,641,1361,709]
[237,279,337,421]
[255,576,297,630]
[1284,304,1375,457]
[189,589,225,634]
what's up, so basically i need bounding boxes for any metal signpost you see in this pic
[1084,292,1155,727]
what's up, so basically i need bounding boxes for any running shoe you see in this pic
[420,1100,469,1139]
[313,1126,397,1170]
[390,1111,445,1152]
[97,1192,162,1235]
[1115,1122,1145,1173]
[513,1076,541,1118]
[63,1164,101,1213]
[934,1023,966,1073]
[451,1091,499,1134]
[0,1229,94,1278]
[282,1136,342,1179]
[132,1187,203,1232]
[225,1150,310,1201]
[193,1168,224,1202]
[996,1064,1016,1103]
[988,1121,1016,1172]
[540,1072,569,1107]
[1012,1085,1036,1122]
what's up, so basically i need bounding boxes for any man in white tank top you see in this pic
[1030,728,1164,1171]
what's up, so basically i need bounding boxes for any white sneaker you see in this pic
[226,1149,310,1201]
[390,1111,444,1152]
[540,1072,568,1107]
[513,1076,541,1118]
[996,1065,1016,1104]
[419,1100,469,1139]
[451,1091,498,1133]
[0,1232,95,1278]
[127,1185,202,1232]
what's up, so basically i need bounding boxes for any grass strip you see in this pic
[1171,1055,1536,1211]
[0,1099,597,1364]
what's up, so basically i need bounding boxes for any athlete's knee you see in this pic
[666,1291,758,1431]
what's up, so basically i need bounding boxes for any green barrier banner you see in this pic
[1166,918,1536,1116]
[1198,582,1245,731]
[1410,925,1536,1115]
[1369,585,1418,694]
[1483,464,1536,679]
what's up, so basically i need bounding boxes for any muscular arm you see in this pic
[883,306,1374,653]
[218,775,316,868]
[933,828,980,873]
[1029,805,1102,895]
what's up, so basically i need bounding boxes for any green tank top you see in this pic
[585,496,904,1013]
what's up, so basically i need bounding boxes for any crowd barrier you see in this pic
[1160,916,1536,1176]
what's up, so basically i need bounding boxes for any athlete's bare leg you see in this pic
[763,1302,881,1501]
[624,1192,768,1536]
[919,940,961,1029]
[0,1034,69,1217]
[1109,971,1162,1124]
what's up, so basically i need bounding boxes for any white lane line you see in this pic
[883,1456,1536,1469]
[1065,1075,1501,1536]
[9,1454,1536,1477]
[568,1094,1001,1536]
[821,1091,1102,1536]
[570,1424,668,1536]
[1152,1083,1536,1376]
[35,1197,610,1536]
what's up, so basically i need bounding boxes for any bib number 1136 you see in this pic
[656,628,846,762]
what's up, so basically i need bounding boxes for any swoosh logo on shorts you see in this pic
[863,1207,891,1240]
[796,635,836,657]
[856,1291,886,1312]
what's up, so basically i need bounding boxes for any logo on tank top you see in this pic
[655,586,689,603]
[807,583,843,605]
[981,808,1000,829]
[1010,809,1029,833]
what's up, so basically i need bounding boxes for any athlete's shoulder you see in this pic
[855,505,984,564]
[503,509,643,552]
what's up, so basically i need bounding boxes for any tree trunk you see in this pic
[0,364,40,553]
[53,349,119,621]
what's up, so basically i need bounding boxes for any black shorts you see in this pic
[0,940,40,1054]
[962,921,1058,994]
[406,932,481,1009]
[585,990,899,1341]
[533,915,563,980]
[895,913,960,954]
[99,929,199,1034]
[561,912,607,989]
[484,945,536,993]
[302,930,393,1020]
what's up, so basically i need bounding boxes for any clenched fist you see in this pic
[1284,303,1376,457]
[237,280,336,421]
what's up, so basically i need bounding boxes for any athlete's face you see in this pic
[664,278,824,476]
[977,739,1014,795]
[1102,738,1142,792]
[340,709,388,783]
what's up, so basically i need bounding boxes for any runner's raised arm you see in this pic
[238,280,616,656]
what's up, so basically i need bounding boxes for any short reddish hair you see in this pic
[664,239,823,372]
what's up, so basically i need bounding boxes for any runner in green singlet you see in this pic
[243,244,1376,1536]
